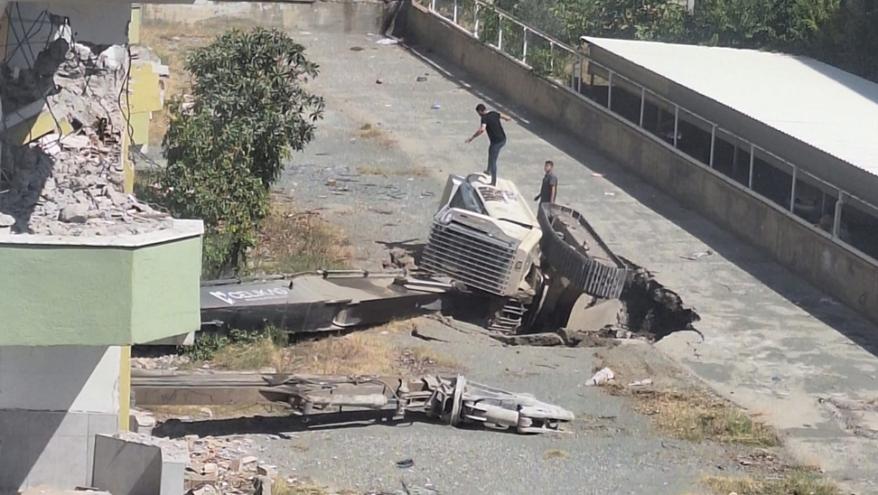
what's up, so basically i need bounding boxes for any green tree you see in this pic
[549,0,687,44]
[158,28,325,276]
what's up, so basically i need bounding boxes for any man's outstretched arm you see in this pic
[465,124,486,143]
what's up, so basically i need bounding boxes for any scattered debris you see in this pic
[586,367,615,386]
[184,434,265,494]
[416,75,428,82]
[431,102,441,110]
[376,78,384,84]
[376,38,399,46]
[628,378,653,388]
[603,191,616,197]
[133,354,192,371]
[681,249,713,261]
[395,458,415,469]
[350,46,365,51]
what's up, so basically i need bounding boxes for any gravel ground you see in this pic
[252,319,741,495]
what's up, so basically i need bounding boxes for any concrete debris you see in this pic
[628,378,653,387]
[376,38,399,45]
[133,354,192,371]
[586,367,615,386]
[0,213,14,227]
[680,249,713,261]
[130,408,158,435]
[416,75,428,82]
[0,40,172,237]
[184,435,270,494]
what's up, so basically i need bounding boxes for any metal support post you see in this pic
[833,193,845,239]
[673,105,679,148]
[748,144,755,189]
[607,71,614,109]
[549,42,554,72]
[453,0,458,23]
[709,124,716,168]
[522,27,528,64]
[639,87,645,127]
[431,0,436,12]
[497,14,503,51]
[474,3,480,37]
[790,165,797,213]
[576,56,583,93]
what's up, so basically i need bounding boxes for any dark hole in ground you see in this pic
[617,261,701,342]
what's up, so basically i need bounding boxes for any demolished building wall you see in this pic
[1,1,170,236]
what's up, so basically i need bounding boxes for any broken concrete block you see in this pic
[586,367,615,386]
[201,462,218,476]
[59,203,89,223]
[230,455,258,471]
[130,408,157,435]
[92,433,188,495]
[0,213,15,228]
[257,464,278,478]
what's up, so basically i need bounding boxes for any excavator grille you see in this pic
[421,221,516,296]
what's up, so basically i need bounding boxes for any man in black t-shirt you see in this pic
[534,160,558,205]
[465,103,510,186]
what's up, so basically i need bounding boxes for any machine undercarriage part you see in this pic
[537,203,630,300]
[260,374,575,434]
[487,298,527,334]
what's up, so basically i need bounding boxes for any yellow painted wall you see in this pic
[129,4,142,45]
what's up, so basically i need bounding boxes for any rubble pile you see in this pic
[132,354,192,371]
[0,42,172,236]
[184,435,280,495]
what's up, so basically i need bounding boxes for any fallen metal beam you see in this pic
[200,270,451,333]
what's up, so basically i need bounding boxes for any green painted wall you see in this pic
[0,234,202,346]
[130,236,202,344]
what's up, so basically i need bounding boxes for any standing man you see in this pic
[535,160,558,205]
[465,103,510,186]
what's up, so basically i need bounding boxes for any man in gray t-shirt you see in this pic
[535,160,558,205]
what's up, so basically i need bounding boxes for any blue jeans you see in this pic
[487,139,506,185]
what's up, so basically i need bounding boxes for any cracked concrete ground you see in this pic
[269,29,878,493]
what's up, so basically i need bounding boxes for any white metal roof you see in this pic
[583,37,878,177]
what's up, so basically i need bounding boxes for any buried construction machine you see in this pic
[190,173,697,434]
[201,172,697,340]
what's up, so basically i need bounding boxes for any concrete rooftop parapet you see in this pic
[0,219,204,346]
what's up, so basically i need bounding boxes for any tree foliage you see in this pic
[505,0,878,82]
[157,28,324,276]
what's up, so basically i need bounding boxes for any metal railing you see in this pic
[416,0,878,265]
[428,0,578,83]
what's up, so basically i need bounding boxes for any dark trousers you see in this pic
[487,139,506,185]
